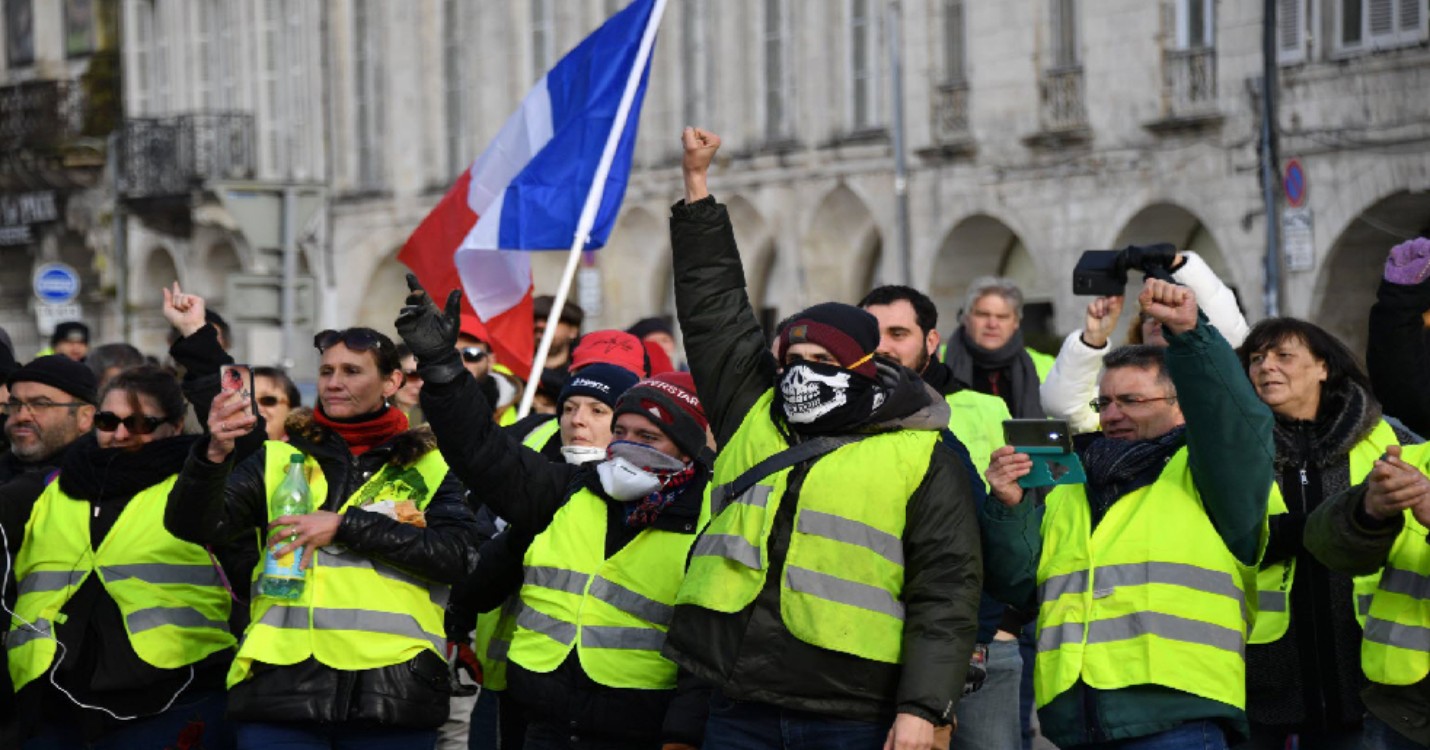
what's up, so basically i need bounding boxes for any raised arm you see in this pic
[1040,295,1121,434]
[671,128,779,447]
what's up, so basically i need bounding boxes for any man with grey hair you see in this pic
[946,276,1054,418]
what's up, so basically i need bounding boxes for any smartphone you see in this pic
[220,364,256,421]
[1002,419,1086,488]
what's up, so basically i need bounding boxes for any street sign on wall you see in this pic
[1283,206,1315,272]
[33,262,81,305]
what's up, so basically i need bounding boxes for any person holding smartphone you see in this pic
[981,279,1275,749]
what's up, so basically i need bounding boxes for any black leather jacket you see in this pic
[165,410,481,728]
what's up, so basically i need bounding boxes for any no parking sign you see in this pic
[1284,159,1307,208]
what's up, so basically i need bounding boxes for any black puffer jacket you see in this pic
[419,369,710,746]
[165,409,481,728]
[663,196,982,726]
[1367,276,1430,436]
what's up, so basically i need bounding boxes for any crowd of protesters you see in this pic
[0,127,1428,750]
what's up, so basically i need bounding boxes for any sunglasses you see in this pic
[257,395,286,407]
[314,328,388,354]
[460,347,488,363]
[94,411,169,435]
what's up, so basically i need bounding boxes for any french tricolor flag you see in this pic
[400,0,664,376]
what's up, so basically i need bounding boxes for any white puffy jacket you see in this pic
[1040,251,1251,434]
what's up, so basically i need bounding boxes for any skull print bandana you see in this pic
[775,362,883,435]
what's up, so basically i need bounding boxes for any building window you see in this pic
[1278,0,1308,64]
[849,0,879,130]
[1051,0,1079,69]
[445,0,473,177]
[1336,0,1426,53]
[1176,0,1214,48]
[943,0,966,83]
[65,0,97,58]
[152,0,171,113]
[6,0,35,67]
[681,3,711,127]
[763,0,792,140]
[531,0,554,78]
[354,0,385,190]
[131,0,153,114]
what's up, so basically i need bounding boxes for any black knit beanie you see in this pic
[8,355,99,405]
[558,363,640,410]
[776,302,881,379]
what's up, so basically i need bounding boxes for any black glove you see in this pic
[1116,243,1178,276]
[395,273,466,385]
[963,643,989,696]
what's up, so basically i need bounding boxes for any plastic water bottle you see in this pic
[260,454,312,599]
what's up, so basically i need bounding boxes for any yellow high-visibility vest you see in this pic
[945,389,1012,487]
[1034,447,1264,710]
[229,442,451,687]
[8,476,234,691]
[1359,442,1430,686]
[677,389,937,664]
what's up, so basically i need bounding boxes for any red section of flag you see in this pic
[399,169,536,376]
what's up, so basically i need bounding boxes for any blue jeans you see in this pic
[951,639,1024,750]
[1104,720,1229,750]
[703,692,888,750]
[234,722,437,750]
[1361,717,1423,750]
[24,688,229,750]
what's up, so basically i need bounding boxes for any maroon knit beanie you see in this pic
[775,302,880,380]
[613,372,709,461]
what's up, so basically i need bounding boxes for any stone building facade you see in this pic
[4,0,1427,370]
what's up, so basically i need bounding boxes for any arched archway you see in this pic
[133,246,181,355]
[930,215,1049,335]
[1312,191,1430,354]
[355,250,408,337]
[1113,203,1236,286]
[803,185,881,303]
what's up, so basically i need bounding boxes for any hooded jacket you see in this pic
[663,196,981,726]
[165,409,480,728]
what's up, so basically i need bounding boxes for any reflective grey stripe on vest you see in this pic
[1087,611,1244,654]
[516,606,577,646]
[691,533,762,570]
[1258,591,1288,613]
[1363,616,1430,653]
[710,484,773,515]
[588,576,674,626]
[1038,571,1089,603]
[17,570,85,597]
[256,605,444,653]
[1379,566,1430,601]
[317,548,448,607]
[525,566,591,596]
[100,563,222,587]
[127,606,230,635]
[5,618,52,650]
[580,624,666,651]
[486,597,522,661]
[796,510,903,566]
[1358,594,1374,617]
[785,565,904,620]
[1037,621,1084,652]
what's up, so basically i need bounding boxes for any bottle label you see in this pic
[263,545,305,582]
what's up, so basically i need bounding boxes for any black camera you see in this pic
[1072,243,1178,296]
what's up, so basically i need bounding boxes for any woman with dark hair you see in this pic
[165,327,481,750]
[252,366,301,442]
[4,365,253,749]
[1238,317,1421,749]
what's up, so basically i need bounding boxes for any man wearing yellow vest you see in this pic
[861,285,1025,748]
[982,279,1274,748]
[1306,443,1430,748]
[667,127,981,750]
[396,275,714,749]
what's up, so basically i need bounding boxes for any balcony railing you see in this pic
[932,81,971,143]
[120,112,255,199]
[1038,66,1087,133]
[1163,47,1217,116]
[0,80,84,153]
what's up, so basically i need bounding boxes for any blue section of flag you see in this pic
[496,0,657,251]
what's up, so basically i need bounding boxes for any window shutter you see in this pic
[1277,0,1307,64]
[1369,0,1394,36]
[1397,0,1423,38]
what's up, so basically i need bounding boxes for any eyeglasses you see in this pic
[256,395,287,407]
[2,399,86,417]
[93,411,169,434]
[314,328,387,354]
[1089,395,1176,413]
[460,347,488,364]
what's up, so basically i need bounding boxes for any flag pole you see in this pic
[517,0,669,419]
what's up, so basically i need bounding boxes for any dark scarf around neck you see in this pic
[57,432,200,502]
[1271,382,1381,469]
[313,404,410,456]
[948,326,1045,418]
[1081,425,1188,519]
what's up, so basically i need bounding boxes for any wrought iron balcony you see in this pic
[0,80,84,153]
[119,112,255,199]
[932,81,971,144]
[1037,66,1088,134]
[1164,47,1217,116]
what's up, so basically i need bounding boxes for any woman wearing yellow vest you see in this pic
[1237,318,1421,749]
[1305,442,1430,749]
[5,366,250,749]
[165,327,482,750]
[396,275,713,750]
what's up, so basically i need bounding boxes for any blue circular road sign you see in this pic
[33,263,81,305]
